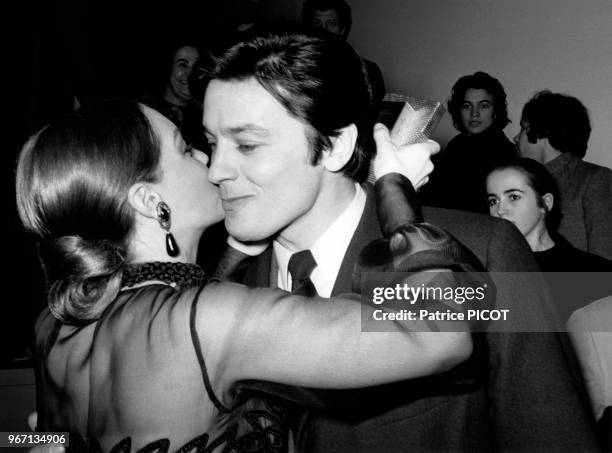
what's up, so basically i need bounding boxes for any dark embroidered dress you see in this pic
[35,262,290,453]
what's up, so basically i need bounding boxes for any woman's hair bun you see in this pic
[39,236,126,326]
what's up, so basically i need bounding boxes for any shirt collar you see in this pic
[273,184,366,297]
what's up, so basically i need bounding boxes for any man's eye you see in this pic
[488,198,498,207]
[509,194,521,201]
[238,144,257,153]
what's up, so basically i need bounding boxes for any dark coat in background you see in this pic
[420,128,517,214]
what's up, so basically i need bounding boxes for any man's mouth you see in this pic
[221,195,253,211]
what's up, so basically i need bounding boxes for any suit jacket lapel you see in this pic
[243,247,278,288]
[331,183,382,296]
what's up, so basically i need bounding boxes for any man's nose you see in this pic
[207,145,238,184]
[471,107,479,118]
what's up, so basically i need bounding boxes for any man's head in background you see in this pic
[515,90,591,163]
[302,0,352,39]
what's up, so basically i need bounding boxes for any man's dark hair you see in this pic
[447,71,511,133]
[302,0,352,39]
[205,28,374,182]
[521,90,591,159]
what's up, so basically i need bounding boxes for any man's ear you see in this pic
[542,192,554,212]
[322,123,357,172]
[128,182,162,220]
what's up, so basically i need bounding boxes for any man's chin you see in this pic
[225,221,272,243]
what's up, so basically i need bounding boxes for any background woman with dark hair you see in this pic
[485,158,612,320]
[486,162,612,451]
[17,98,475,452]
[421,71,517,213]
[140,40,208,152]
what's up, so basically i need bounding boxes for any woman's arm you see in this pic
[196,278,472,406]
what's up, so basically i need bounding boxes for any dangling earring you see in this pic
[156,201,180,257]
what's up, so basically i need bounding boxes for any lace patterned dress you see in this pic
[35,279,293,453]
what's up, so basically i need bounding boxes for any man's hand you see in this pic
[372,123,439,190]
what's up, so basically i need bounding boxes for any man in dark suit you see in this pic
[204,28,598,452]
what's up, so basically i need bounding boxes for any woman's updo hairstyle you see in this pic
[16,100,161,326]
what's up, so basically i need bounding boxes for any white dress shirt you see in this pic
[274,184,366,297]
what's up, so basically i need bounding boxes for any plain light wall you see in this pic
[261,0,612,168]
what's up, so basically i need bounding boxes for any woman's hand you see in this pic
[372,123,439,190]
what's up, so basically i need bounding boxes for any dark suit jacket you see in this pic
[242,184,599,452]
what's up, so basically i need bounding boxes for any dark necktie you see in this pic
[288,250,318,296]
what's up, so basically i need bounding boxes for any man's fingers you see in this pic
[373,123,392,149]
[372,122,438,187]
[426,160,434,174]
[424,139,441,155]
